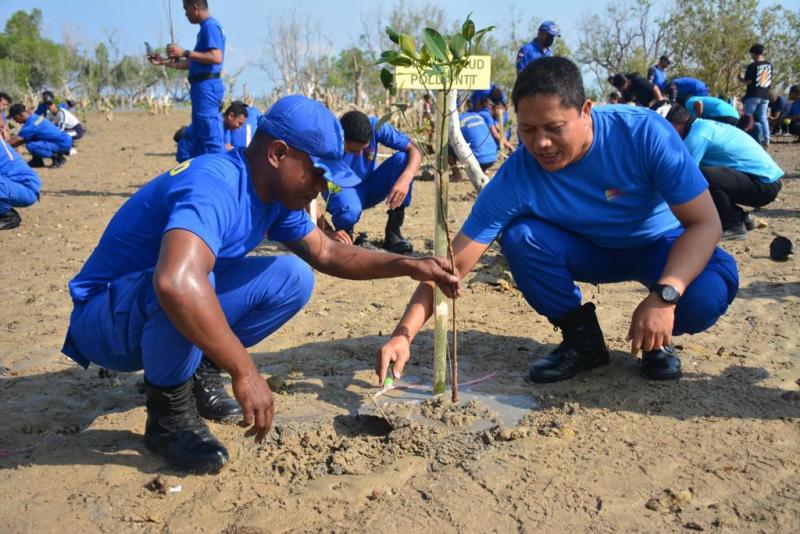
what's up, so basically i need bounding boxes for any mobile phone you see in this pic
[145,41,153,56]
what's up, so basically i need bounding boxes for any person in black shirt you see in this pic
[608,73,663,107]
[739,43,773,147]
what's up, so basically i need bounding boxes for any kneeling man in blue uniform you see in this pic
[376,57,738,387]
[324,111,422,254]
[62,96,459,474]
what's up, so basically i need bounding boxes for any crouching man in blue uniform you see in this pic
[0,136,41,230]
[376,58,738,388]
[7,103,73,168]
[324,111,422,254]
[61,96,460,474]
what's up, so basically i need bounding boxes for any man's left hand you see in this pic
[166,44,185,59]
[386,176,412,209]
[407,256,461,299]
[627,292,675,355]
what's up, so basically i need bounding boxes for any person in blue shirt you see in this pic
[0,136,41,230]
[324,111,422,254]
[61,95,460,474]
[173,101,250,162]
[376,57,738,389]
[786,85,800,141]
[659,101,784,240]
[7,103,73,168]
[33,90,54,116]
[668,77,709,105]
[149,0,225,157]
[647,55,671,92]
[474,95,513,153]
[0,92,11,135]
[516,20,560,74]
[448,110,498,182]
[685,96,739,125]
[226,104,260,150]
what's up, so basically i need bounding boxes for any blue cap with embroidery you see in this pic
[257,95,360,187]
[538,21,561,37]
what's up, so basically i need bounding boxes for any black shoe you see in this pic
[641,345,682,380]
[28,156,45,168]
[529,302,611,383]
[193,357,242,422]
[721,223,748,241]
[144,379,228,473]
[51,152,67,168]
[0,208,21,231]
[383,207,413,254]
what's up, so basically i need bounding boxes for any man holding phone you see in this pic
[148,0,225,157]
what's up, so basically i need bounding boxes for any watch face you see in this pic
[661,285,680,303]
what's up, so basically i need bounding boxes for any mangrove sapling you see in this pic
[376,15,494,400]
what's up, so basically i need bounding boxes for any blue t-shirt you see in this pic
[189,16,225,76]
[342,115,410,181]
[671,77,709,101]
[685,96,739,120]
[18,114,72,150]
[516,41,551,73]
[461,106,707,249]
[647,65,668,91]
[787,100,800,118]
[683,119,784,184]
[0,137,41,196]
[459,112,497,165]
[68,149,315,303]
[226,106,260,149]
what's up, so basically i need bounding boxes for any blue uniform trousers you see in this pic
[190,78,225,157]
[27,140,66,159]
[0,172,40,214]
[326,152,412,231]
[500,217,739,335]
[62,256,314,387]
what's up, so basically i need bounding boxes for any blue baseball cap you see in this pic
[257,95,360,188]
[538,21,561,37]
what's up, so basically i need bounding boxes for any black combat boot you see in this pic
[28,156,45,168]
[0,208,21,231]
[193,356,242,422]
[529,302,611,383]
[383,207,413,254]
[51,152,67,168]
[144,378,229,473]
[641,344,682,380]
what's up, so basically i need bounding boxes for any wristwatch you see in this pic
[183,49,191,59]
[650,283,681,304]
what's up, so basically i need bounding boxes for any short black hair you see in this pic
[749,43,764,55]
[8,103,26,117]
[41,90,54,103]
[340,110,372,143]
[608,74,627,88]
[789,85,800,96]
[654,100,691,125]
[512,56,587,110]
[184,0,208,8]
[224,100,248,117]
[0,92,11,103]
[609,91,620,100]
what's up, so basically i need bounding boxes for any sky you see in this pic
[1,0,791,97]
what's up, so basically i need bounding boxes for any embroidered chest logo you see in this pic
[605,188,626,201]
[364,148,375,162]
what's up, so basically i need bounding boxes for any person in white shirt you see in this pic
[46,102,85,141]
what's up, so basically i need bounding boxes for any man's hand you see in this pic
[376,334,411,385]
[386,175,412,209]
[406,256,461,298]
[231,369,274,442]
[327,229,352,244]
[147,53,169,66]
[166,44,186,59]
[627,292,676,355]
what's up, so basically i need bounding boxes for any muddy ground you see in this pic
[0,110,798,532]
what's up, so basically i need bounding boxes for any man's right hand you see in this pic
[147,54,167,65]
[376,335,411,386]
[231,369,274,442]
